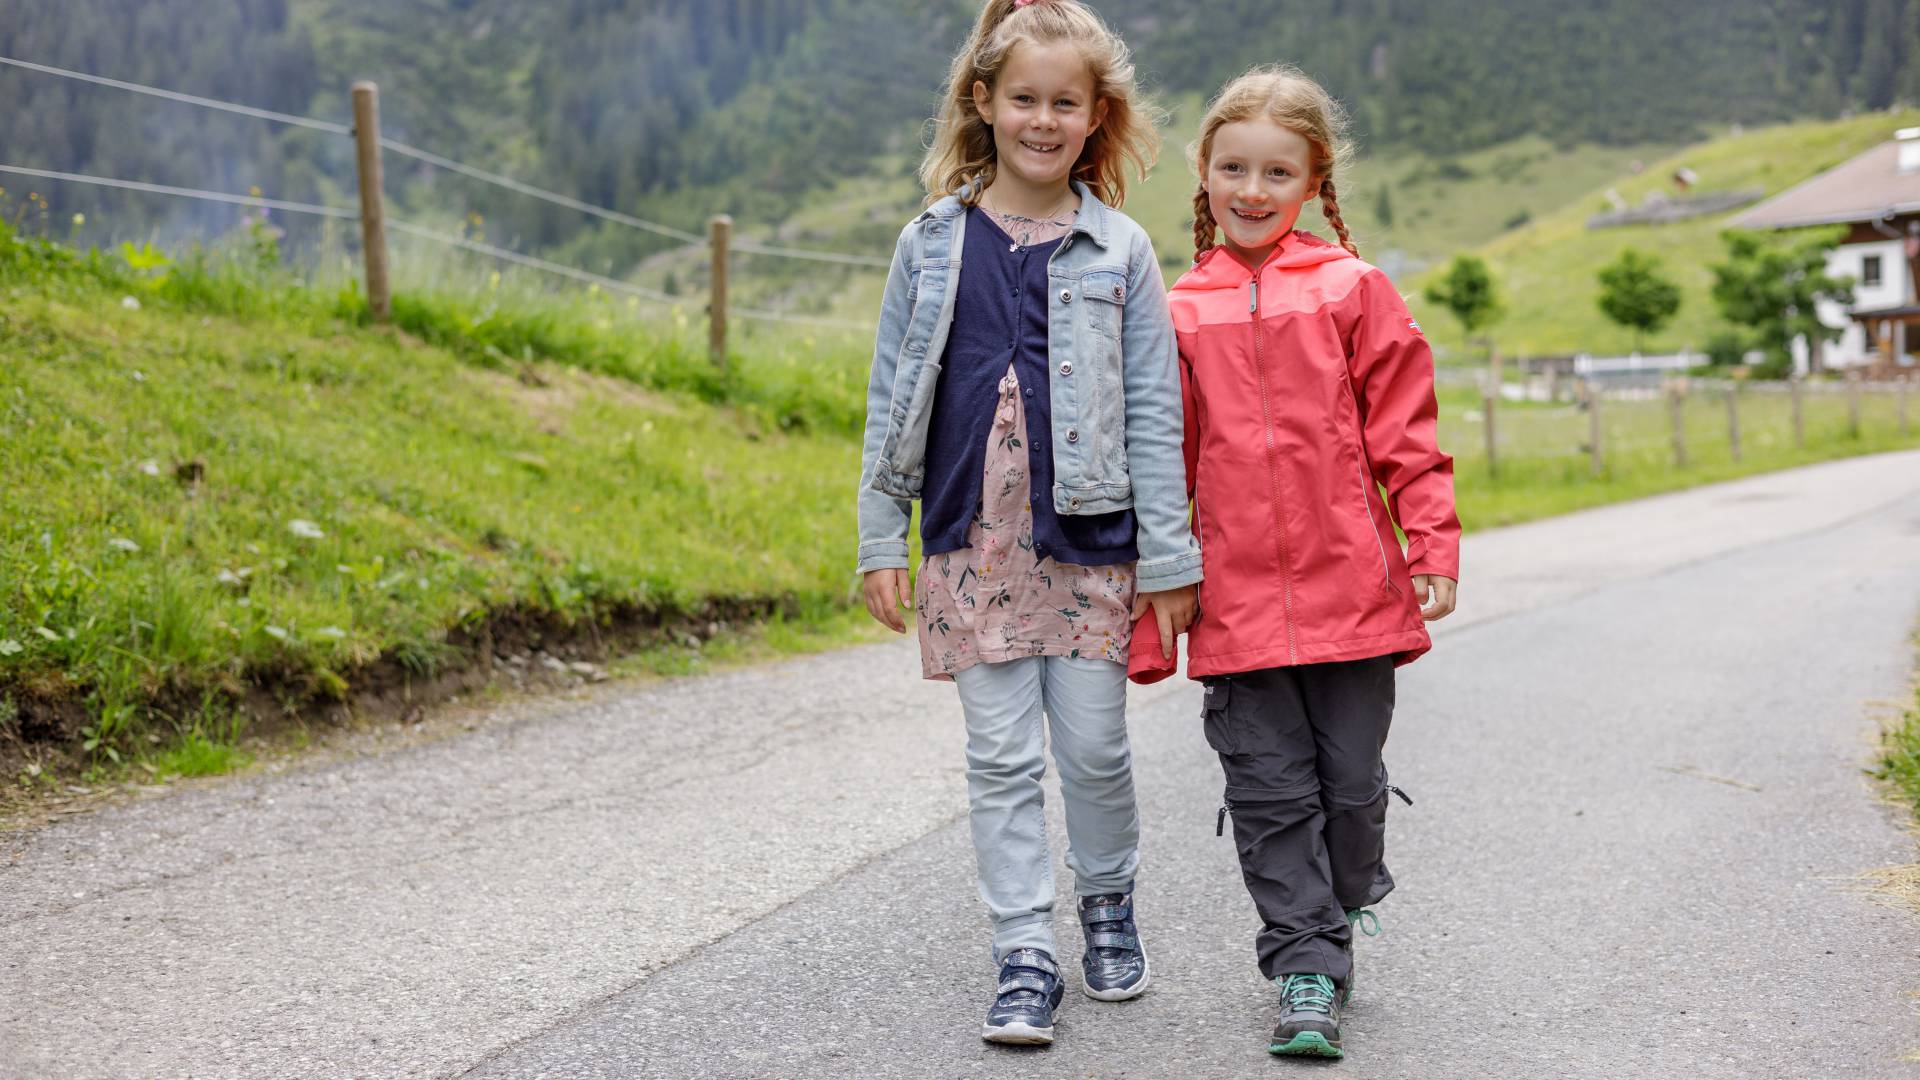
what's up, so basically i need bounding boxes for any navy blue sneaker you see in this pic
[982,948,1064,1045]
[1078,891,1150,1001]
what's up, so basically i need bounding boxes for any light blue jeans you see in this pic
[951,654,1142,963]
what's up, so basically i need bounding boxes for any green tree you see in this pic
[1709,231,1855,373]
[1375,185,1394,229]
[1424,254,1503,339]
[1596,248,1682,352]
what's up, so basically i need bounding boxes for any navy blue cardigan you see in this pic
[918,208,1137,566]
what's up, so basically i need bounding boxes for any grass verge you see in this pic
[0,217,874,801]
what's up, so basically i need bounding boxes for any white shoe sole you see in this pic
[1082,955,1152,1002]
[982,1019,1054,1045]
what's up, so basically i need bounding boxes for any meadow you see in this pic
[8,139,1920,793]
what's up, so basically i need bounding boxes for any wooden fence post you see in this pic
[1790,376,1805,449]
[1668,378,1689,468]
[1725,381,1742,463]
[708,215,732,371]
[1586,378,1605,478]
[1846,370,1862,438]
[350,81,391,323]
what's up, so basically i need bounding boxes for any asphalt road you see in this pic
[6,452,1920,1079]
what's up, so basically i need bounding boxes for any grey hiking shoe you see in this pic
[982,948,1064,1045]
[1078,891,1150,1001]
[1269,973,1344,1058]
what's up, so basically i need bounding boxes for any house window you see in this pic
[1863,255,1884,287]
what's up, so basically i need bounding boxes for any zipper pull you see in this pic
[1388,785,1413,806]
[1249,280,1259,314]
[1215,804,1230,836]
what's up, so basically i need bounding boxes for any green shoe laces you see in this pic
[1346,908,1381,937]
[1276,973,1338,1014]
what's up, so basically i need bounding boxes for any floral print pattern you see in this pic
[917,364,1136,680]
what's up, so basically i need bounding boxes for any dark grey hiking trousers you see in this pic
[1202,657,1396,983]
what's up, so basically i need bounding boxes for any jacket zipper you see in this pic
[1248,276,1298,663]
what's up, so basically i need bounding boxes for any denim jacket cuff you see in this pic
[856,539,911,575]
[1136,549,1203,594]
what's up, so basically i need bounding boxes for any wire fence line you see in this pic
[0,53,890,267]
[0,164,358,220]
[1,163,870,329]
[0,55,351,135]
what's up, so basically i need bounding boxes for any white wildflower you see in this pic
[0,639,21,657]
[314,626,347,640]
[262,625,289,641]
[137,460,160,476]
[287,519,325,540]
[120,296,141,311]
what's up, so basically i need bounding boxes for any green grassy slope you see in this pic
[1410,109,1920,359]
[0,226,863,767]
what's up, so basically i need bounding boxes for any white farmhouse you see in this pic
[1730,128,1920,374]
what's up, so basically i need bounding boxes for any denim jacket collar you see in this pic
[918,179,1112,249]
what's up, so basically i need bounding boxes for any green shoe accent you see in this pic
[1347,907,1381,937]
[1268,1030,1344,1058]
[1341,908,1377,1006]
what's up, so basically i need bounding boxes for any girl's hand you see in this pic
[862,568,913,634]
[1132,585,1199,659]
[1412,575,1457,621]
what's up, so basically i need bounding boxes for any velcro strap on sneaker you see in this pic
[1001,948,1058,976]
[997,972,1054,996]
[1086,931,1139,951]
[1079,904,1131,924]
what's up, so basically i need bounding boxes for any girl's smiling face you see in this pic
[973,41,1105,197]
[1204,117,1320,266]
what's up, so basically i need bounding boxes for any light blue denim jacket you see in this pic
[856,181,1203,594]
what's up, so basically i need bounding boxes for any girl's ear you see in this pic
[1089,97,1109,135]
[972,80,995,126]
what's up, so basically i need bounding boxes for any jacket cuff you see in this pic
[856,538,911,575]
[1136,549,1203,594]
[1405,541,1457,581]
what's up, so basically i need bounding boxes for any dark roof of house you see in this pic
[1850,303,1920,321]
[1730,138,1920,230]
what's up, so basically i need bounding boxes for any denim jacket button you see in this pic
[1066,428,1079,443]
[1059,361,1072,376]
[1069,497,1082,509]
[1059,289,1073,304]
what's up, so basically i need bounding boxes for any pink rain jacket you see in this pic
[1130,231,1459,683]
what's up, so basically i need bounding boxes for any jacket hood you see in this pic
[1174,230,1353,292]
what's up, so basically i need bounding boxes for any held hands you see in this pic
[1132,584,1199,660]
[1412,574,1457,621]
[862,568,913,634]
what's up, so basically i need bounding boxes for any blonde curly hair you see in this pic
[919,0,1161,208]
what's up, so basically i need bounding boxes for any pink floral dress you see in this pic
[916,363,1136,681]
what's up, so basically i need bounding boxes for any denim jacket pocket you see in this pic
[1080,269,1128,344]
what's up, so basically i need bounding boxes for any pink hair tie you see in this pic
[1014,0,1039,6]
